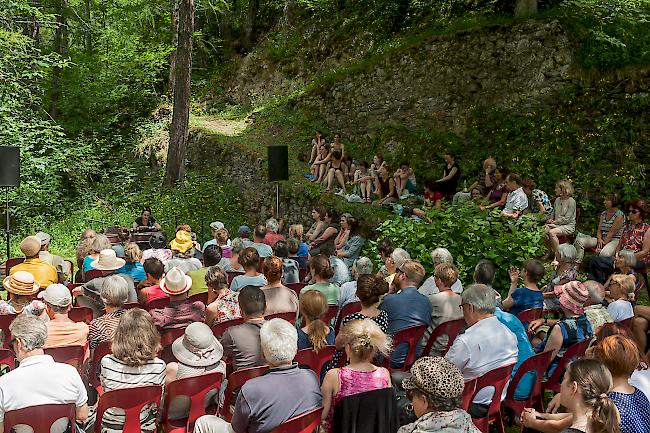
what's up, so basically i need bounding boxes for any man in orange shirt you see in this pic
[39,284,89,350]
[10,236,58,288]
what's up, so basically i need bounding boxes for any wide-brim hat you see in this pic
[91,249,126,271]
[170,230,193,253]
[160,266,193,295]
[3,271,40,296]
[20,236,42,257]
[402,356,464,400]
[172,322,224,367]
[554,280,588,315]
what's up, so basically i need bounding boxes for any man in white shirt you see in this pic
[419,247,463,296]
[446,283,518,417]
[501,174,529,218]
[0,314,88,433]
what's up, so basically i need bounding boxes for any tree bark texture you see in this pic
[244,0,259,51]
[165,0,194,185]
[168,0,179,94]
[85,0,92,55]
[49,0,67,119]
[514,0,537,16]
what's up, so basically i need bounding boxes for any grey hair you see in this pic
[231,238,245,255]
[100,275,129,307]
[584,280,605,304]
[618,250,637,267]
[260,318,298,366]
[174,248,195,259]
[353,257,373,276]
[461,283,496,314]
[205,265,228,289]
[391,248,411,270]
[9,314,47,351]
[91,234,111,253]
[557,244,577,263]
[431,248,454,266]
[266,218,280,233]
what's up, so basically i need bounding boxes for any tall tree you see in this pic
[243,0,259,51]
[49,0,67,119]
[168,0,179,93]
[84,0,92,55]
[165,0,194,185]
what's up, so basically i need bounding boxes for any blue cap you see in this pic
[238,225,251,236]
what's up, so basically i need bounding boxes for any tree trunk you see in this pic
[22,0,41,47]
[49,0,67,119]
[514,0,537,17]
[85,0,92,55]
[165,0,194,185]
[244,0,259,51]
[168,0,179,94]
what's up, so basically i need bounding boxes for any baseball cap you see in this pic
[238,225,251,236]
[210,221,225,230]
[35,232,51,246]
[38,284,72,307]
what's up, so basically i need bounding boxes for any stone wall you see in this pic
[298,19,576,137]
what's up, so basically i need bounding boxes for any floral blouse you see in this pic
[530,189,553,216]
[0,300,45,316]
[208,290,241,324]
[619,222,650,264]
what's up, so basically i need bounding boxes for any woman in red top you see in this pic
[589,199,650,283]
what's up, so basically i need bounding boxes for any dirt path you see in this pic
[193,115,250,136]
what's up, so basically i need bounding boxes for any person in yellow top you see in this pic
[10,236,58,288]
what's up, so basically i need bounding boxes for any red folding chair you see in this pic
[94,385,163,433]
[0,314,17,349]
[188,292,209,305]
[160,327,187,363]
[212,317,245,338]
[421,318,465,356]
[286,283,306,295]
[333,301,362,334]
[382,324,428,371]
[143,296,170,311]
[161,371,224,433]
[503,351,554,418]
[294,345,335,383]
[4,258,25,276]
[470,363,515,433]
[516,308,543,324]
[323,305,338,326]
[461,379,477,411]
[4,403,77,432]
[84,269,112,282]
[123,302,141,310]
[220,365,270,422]
[269,407,323,433]
[90,341,112,392]
[542,339,590,394]
[227,272,239,285]
[44,344,86,375]
[0,348,15,370]
[265,311,298,323]
[69,306,94,324]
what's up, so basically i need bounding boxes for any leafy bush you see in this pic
[364,204,546,291]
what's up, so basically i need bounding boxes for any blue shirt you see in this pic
[230,274,268,292]
[509,287,544,317]
[116,262,147,283]
[609,388,650,433]
[494,308,535,400]
[380,287,432,367]
[297,242,309,258]
[297,326,336,351]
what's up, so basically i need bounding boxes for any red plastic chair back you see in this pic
[294,346,335,383]
[90,341,112,391]
[322,305,338,327]
[212,317,245,338]
[265,311,298,323]
[516,308,543,324]
[421,318,465,356]
[383,324,428,371]
[70,306,94,324]
[44,344,86,374]
[333,301,362,334]
[4,258,25,276]
[143,296,171,311]
[0,348,15,371]
[94,385,163,433]
[159,327,187,363]
[504,351,553,416]
[0,314,17,349]
[227,272,239,285]
[470,363,515,433]
[269,407,323,433]
[162,371,224,432]
[4,403,76,432]
[188,292,209,305]
[542,339,590,394]
[286,283,306,295]
[461,379,477,411]
[84,269,112,282]
[220,365,269,422]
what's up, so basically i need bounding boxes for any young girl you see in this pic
[298,290,335,351]
[320,319,393,433]
[544,179,577,259]
[325,149,347,193]
[502,259,545,317]
[310,144,331,183]
[353,161,373,203]
[215,228,231,258]
[543,244,578,310]
[299,255,340,305]
[309,130,326,165]
[288,224,309,257]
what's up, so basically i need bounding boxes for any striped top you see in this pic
[88,309,126,349]
[100,355,166,430]
[599,209,625,239]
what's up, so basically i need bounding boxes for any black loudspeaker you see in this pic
[268,145,289,181]
[0,147,20,187]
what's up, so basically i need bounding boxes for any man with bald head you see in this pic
[453,158,497,204]
[583,280,613,332]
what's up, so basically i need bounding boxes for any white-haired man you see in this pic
[338,256,374,307]
[194,318,322,433]
[418,247,464,296]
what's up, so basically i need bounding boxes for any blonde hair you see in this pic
[300,290,330,352]
[123,242,142,263]
[215,228,229,246]
[340,319,392,361]
[289,224,304,241]
[556,179,574,196]
[609,274,636,299]
[434,263,458,288]
[112,309,161,366]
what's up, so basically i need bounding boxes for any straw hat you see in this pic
[160,267,192,295]
[170,230,193,253]
[172,322,224,367]
[20,236,42,257]
[402,356,465,400]
[90,249,126,271]
[3,271,40,296]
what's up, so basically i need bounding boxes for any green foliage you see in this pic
[365,204,545,290]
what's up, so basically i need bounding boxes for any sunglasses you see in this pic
[629,209,640,214]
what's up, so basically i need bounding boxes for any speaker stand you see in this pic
[4,187,9,260]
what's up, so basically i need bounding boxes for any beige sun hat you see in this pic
[160,267,192,295]
[20,236,42,257]
[3,271,40,296]
[90,249,126,271]
[172,322,224,367]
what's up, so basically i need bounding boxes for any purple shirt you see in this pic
[150,300,205,330]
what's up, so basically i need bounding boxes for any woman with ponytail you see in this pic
[298,290,335,351]
[320,319,393,432]
[300,254,340,304]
